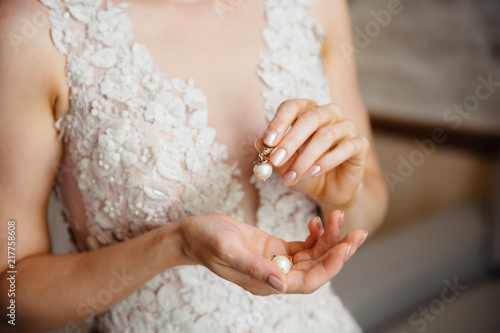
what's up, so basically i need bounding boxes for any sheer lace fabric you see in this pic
[41,0,362,331]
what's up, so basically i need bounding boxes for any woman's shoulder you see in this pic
[0,0,49,33]
[308,0,358,68]
[308,0,351,46]
[0,0,69,120]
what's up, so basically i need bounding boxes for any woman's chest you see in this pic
[122,0,270,165]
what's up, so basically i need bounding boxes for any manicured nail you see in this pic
[263,130,278,146]
[316,216,323,231]
[338,211,345,229]
[267,275,286,293]
[270,148,286,166]
[306,165,321,177]
[282,171,296,186]
[344,243,352,262]
[358,230,368,248]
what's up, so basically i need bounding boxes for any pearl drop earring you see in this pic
[253,144,273,181]
[268,255,292,274]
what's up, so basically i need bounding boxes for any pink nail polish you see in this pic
[270,148,286,166]
[267,275,286,293]
[264,130,278,146]
[316,216,323,231]
[307,165,321,177]
[344,244,352,262]
[338,211,345,229]
[358,231,368,247]
[282,171,296,186]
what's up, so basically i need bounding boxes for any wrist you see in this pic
[152,219,194,271]
[314,182,364,209]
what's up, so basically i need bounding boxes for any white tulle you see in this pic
[41,0,362,331]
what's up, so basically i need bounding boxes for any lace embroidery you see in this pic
[41,0,362,331]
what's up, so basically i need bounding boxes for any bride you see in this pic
[0,0,388,331]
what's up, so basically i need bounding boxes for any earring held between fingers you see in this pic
[253,162,273,181]
[253,144,274,181]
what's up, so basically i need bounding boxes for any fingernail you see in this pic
[316,216,323,231]
[282,171,296,186]
[254,138,259,152]
[306,165,321,177]
[344,243,352,262]
[263,130,278,146]
[358,230,368,248]
[338,211,345,229]
[270,148,286,166]
[267,275,286,293]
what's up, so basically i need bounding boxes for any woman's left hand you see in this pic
[255,99,370,206]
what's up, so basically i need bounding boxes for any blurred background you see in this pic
[46,0,500,332]
[331,0,500,332]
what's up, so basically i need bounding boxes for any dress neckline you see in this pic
[104,0,273,227]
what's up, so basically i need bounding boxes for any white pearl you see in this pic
[253,163,272,181]
[272,255,292,274]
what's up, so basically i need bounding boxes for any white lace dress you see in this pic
[40,0,363,331]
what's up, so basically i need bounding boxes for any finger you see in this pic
[306,135,370,179]
[338,228,369,257]
[268,105,342,168]
[287,228,368,294]
[285,215,326,254]
[290,225,366,272]
[303,216,324,248]
[261,99,318,148]
[312,228,367,273]
[292,210,344,263]
[286,242,351,294]
[219,241,288,293]
[283,120,357,186]
[213,264,282,296]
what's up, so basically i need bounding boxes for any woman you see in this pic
[0,0,388,331]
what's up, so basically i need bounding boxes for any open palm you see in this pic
[181,210,367,295]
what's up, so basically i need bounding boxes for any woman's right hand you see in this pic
[177,211,367,296]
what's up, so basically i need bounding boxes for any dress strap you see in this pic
[40,0,102,55]
[39,0,135,141]
[258,0,331,122]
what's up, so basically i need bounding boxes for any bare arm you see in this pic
[0,2,188,331]
[310,0,389,235]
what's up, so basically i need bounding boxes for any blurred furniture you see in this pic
[331,0,500,332]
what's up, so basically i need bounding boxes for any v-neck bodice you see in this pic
[41,0,362,331]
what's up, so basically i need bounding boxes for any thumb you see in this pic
[230,246,287,293]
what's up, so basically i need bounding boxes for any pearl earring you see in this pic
[253,144,274,181]
[268,255,292,274]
